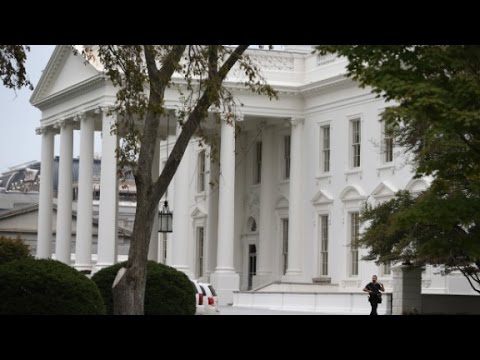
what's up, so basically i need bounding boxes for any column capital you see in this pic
[35,126,46,135]
[55,118,69,129]
[290,117,305,127]
[73,112,86,123]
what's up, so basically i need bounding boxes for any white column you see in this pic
[210,119,240,305]
[55,120,74,264]
[172,125,193,276]
[36,126,55,259]
[97,110,119,269]
[206,155,219,276]
[148,138,160,261]
[253,125,275,287]
[284,117,304,281]
[75,114,94,271]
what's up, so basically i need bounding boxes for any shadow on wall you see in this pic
[422,294,480,315]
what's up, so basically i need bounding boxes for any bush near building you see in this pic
[0,258,106,315]
[0,236,32,265]
[92,261,196,315]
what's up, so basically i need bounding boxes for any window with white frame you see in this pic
[282,218,289,275]
[321,125,330,173]
[197,150,206,193]
[350,212,360,276]
[254,141,262,184]
[284,135,291,179]
[350,119,361,168]
[196,227,205,278]
[383,262,391,276]
[382,121,394,163]
[320,215,329,276]
[160,233,167,264]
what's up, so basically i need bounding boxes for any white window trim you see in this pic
[311,190,333,278]
[191,208,207,281]
[317,120,332,178]
[347,114,363,171]
[278,128,291,182]
[275,205,289,277]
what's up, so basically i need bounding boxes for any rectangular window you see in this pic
[350,212,360,276]
[383,262,391,276]
[197,151,206,193]
[196,227,204,278]
[383,122,394,163]
[282,219,289,275]
[254,141,262,184]
[320,215,329,276]
[160,233,167,264]
[321,125,330,173]
[284,135,291,179]
[351,119,361,168]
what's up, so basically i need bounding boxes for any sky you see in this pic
[0,45,55,173]
[0,45,104,174]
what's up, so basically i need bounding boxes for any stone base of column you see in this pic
[210,271,240,305]
[392,264,423,315]
[252,273,273,289]
[282,269,303,283]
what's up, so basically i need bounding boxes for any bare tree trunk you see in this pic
[113,194,157,314]
[111,45,249,315]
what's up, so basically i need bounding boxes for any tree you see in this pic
[316,45,480,293]
[0,45,32,90]
[80,45,276,314]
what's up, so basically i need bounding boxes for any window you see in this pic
[321,125,330,173]
[160,233,167,264]
[197,151,206,193]
[284,135,291,179]
[320,215,329,276]
[282,218,289,275]
[350,212,360,276]
[254,141,262,184]
[383,262,391,276]
[351,119,361,168]
[196,227,204,278]
[383,121,394,163]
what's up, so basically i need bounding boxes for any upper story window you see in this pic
[382,121,394,163]
[254,141,262,184]
[284,135,291,179]
[197,150,206,193]
[321,125,330,173]
[350,119,361,168]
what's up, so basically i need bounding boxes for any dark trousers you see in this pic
[369,299,378,315]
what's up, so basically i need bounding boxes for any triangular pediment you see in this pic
[371,181,397,199]
[30,45,101,106]
[190,206,207,218]
[311,190,333,205]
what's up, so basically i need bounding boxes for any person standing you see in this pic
[363,275,385,315]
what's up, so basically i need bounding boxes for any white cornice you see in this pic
[33,75,107,109]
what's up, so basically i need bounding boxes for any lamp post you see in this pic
[158,201,172,233]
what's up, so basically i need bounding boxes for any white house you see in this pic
[30,45,478,314]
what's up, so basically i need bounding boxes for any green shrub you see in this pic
[92,261,196,315]
[0,258,106,315]
[0,236,32,265]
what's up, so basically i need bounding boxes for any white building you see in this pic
[30,45,478,314]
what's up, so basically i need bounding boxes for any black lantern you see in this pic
[158,200,173,233]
